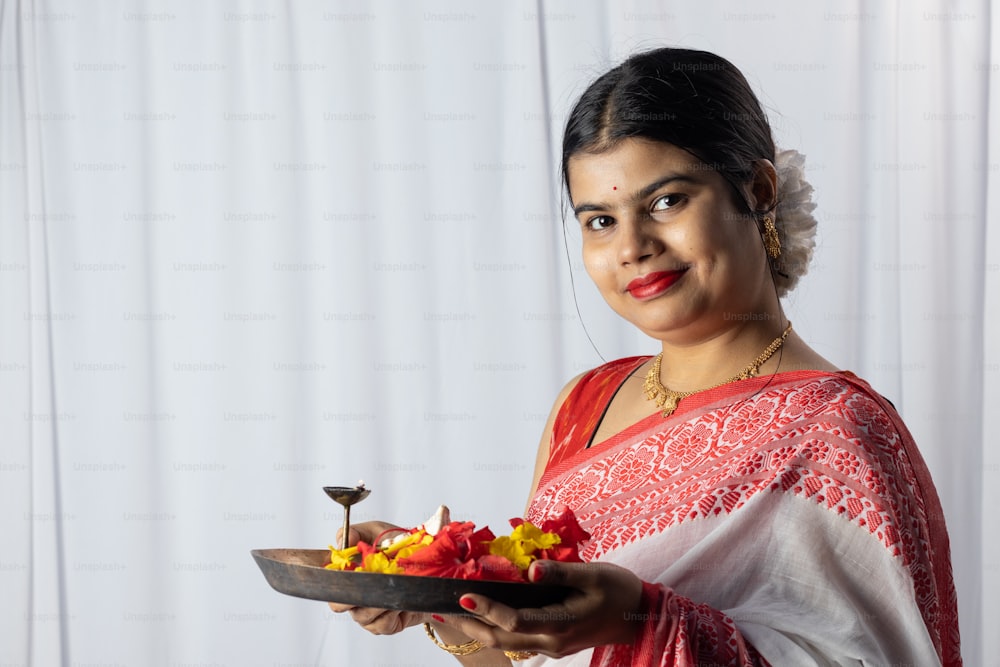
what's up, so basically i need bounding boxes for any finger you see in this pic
[360,613,405,636]
[327,602,355,613]
[360,610,424,636]
[348,607,395,627]
[457,594,523,633]
[526,559,594,587]
[334,526,361,549]
[481,601,579,638]
[336,521,404,547]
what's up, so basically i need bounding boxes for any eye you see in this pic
[583,215,615,232]
[651,193,685,214]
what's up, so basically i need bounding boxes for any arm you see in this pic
[428,374,652,661]
[447,379,958,665]
[480,370,766,663]
[425,619,513,667]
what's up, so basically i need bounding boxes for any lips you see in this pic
[626,269,687,299]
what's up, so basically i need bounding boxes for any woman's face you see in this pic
[566,139,775,343]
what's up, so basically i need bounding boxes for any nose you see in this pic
[617,217,661,266]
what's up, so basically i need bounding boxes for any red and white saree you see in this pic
[526,358,962,667]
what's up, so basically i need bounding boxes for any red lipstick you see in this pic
[626,270,686,299]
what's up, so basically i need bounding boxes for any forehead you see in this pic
[566,139,708,195]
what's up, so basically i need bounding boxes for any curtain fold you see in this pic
[981,0,1000,660]
[3,0,69,664]
[0,1,993,665]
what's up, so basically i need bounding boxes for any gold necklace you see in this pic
[643,322,793,417]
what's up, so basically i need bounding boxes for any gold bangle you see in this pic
[504,650,539,661]
[423,622,538,661]
[423,622,485,656]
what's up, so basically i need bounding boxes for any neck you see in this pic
[655,318,790,392]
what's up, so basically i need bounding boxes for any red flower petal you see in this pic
[540,506,591,548]
[538,545,583,563]
[356,540,379,560]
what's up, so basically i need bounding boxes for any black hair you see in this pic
[561,48,775,216]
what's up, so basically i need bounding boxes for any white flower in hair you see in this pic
[772,148,818,297]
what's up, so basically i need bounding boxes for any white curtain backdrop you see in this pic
[2,1,995,665]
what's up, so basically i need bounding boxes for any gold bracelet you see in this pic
[503,650,539,661]
[423,622,485,656]
[423,623,538,661]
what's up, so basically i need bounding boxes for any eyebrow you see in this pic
[572,174,698,217]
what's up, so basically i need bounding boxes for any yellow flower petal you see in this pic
[393,534,434,560]
[510,522,561,551]
[325,545,360,571]
[382,530,433,558]
[488,535,535,571]
[358,550,404,574]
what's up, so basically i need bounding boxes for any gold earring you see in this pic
[763,216,781,259]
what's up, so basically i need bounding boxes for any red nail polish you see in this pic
[459,597,477,611]
[530,562,545,583]
[431,614,445,623]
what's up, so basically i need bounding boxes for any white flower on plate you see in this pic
[377,505,451,548]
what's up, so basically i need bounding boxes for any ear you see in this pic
[745,159,778,215]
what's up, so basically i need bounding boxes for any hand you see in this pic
[328,603,428,636]
[327,520,428,635]
[442,559,644,658]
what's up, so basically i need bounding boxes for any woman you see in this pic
[332,48,962,666]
